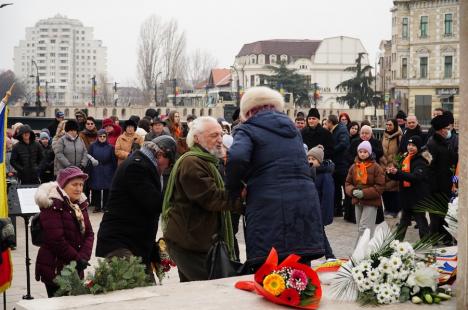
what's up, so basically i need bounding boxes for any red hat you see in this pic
[56,166,88,188]
[102,118,113,128]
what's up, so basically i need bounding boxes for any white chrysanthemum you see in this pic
[378,258,392,274]
[389,255,403,270]
[368,268,381,282]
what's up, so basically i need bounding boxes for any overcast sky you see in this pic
[0,0,394,86]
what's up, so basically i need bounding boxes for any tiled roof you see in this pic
[210,68,231,87]
[237,39,322,58]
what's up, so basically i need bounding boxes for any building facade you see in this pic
[14,14,107,106]
[389,0,459,125]
[231,37,378,120]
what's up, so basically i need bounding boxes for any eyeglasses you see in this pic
[86,122,94,125]
[98,135,107,138]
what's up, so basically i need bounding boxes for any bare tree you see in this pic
[97,73,112,105]
[0,70,26,103]
[160,19,186,82]
[186,49,218,88]
[137,15,164,98]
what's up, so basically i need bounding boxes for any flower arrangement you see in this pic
[151,238,176,284]
[330,223,452,306]
[235,248,322,309]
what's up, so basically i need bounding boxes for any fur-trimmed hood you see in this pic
[34,181,87,209]
[420,149,433,165]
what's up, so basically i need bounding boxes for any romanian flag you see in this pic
[0,84,14,293]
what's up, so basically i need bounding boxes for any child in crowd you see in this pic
[345,141,385,244]
[386,136,431,240]
[308,145,336,259]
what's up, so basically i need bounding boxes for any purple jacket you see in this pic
[34,182,94,284]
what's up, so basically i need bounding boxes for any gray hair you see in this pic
[186,116,219,148]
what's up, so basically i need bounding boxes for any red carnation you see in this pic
[279,288,301,306]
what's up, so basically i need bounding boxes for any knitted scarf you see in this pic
[355,160,373,185]
[402,153,413,187]
[161,145,235,260]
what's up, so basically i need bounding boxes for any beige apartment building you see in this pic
[389,0,459,125]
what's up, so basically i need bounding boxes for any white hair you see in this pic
[240,86,284,120]
[360,125,373,134]
[186,116,219,148]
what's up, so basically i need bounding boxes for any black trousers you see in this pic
[398,206,429,241]
[166,241,208,282]
[382,191,401,215]
[45,283,59,298]
[91,189,109,211]
[333,172,347,216]
[428,194,452,245]
[231,212,241,262]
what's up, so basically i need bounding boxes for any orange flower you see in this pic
[263,274,286,296]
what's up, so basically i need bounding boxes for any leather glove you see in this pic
[87,154,99,167]
[352,189,364,199]
[75,259,90,273]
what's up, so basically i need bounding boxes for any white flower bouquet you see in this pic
[330,223,452,306]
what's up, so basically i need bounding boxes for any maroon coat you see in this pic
[34,182,94,285]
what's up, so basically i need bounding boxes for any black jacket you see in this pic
[346,137,383,167]
[96,150,162,265]
[387,150,431,211]
[46,119,60,138]
[330,123,350,174]
[425,133,456,196]
[38,143,55,183]
[301,125,334,160]
[399,125,426,154]
[10,126,43,184]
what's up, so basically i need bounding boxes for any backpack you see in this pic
[30,213,42,246]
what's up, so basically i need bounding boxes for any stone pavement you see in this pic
[4,212,420,309]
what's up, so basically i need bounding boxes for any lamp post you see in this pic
[30,60,41,115]
[154,71,162,106]
[91,75,96,106]
[45,80,49,104]
[230,65,240,107]
[113,82,119,106]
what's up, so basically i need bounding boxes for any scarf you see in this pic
[355,160,373,185]
[401,153,413,187]
[171,125,182,139]
[162,145,235,260]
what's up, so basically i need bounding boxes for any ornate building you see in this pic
[389,0,459,125]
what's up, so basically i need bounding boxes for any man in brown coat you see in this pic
[163,116,242,282]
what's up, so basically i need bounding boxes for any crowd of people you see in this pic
[3,86,459,296]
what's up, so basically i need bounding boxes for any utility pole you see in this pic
[230,65,240,107]
[91,75,96,106]
[172,78,177,106]
[45,81,49,104]
[113,81,119,106]
[154,71,162,106]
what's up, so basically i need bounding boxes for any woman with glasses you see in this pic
[88,129,117,212]
[79,116,98,151]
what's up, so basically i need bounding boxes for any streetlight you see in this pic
[45,80,49,104]
[91,75,96,106]
[230,65,240,107]
[154,71,162,106]
[30,60,41,112]
[113,82,119,106]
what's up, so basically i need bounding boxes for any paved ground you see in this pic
[4,212,419,309]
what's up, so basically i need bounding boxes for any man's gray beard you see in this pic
[199,140,223,158]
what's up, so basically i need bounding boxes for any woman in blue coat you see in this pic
[88,129,117,212]
[226,87,324,270]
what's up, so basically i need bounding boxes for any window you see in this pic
[444,13,453,36]
[50,39,56,43]
[280,55,288,62]
[270,55,277,64]
[420,16,428,38]
[444,56,453,78]
[420,57,428,78]
[50,53,55,57]
[401,58,408,79]
[250,55,256,64]
[402,17,409,39]
[250,75,255,86]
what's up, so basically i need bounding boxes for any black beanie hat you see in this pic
[396,110,407,120]
[443,110,454,124]
[64,120,79,132]
[307,108,320,119]
[124,119,137,130]
[407,135,423,150]
[431,114,451,131]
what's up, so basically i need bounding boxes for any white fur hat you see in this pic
[240,86,284,120]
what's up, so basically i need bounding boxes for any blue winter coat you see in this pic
[226,110,324,266]
[314,160,335,226]
[88,140,117,190]
[331,123,350,174]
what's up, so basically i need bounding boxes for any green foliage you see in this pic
[88,256,151,294]
[54,261,90,297]
[260,61,311,107]
[53,257,152,297]
[336,53,375,108]
[399,286,411,303]
[357,290,380,306]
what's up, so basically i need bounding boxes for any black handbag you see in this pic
[30,213,42,246]
[206,215,242,280]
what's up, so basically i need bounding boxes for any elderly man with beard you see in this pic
[162,116,242,282]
